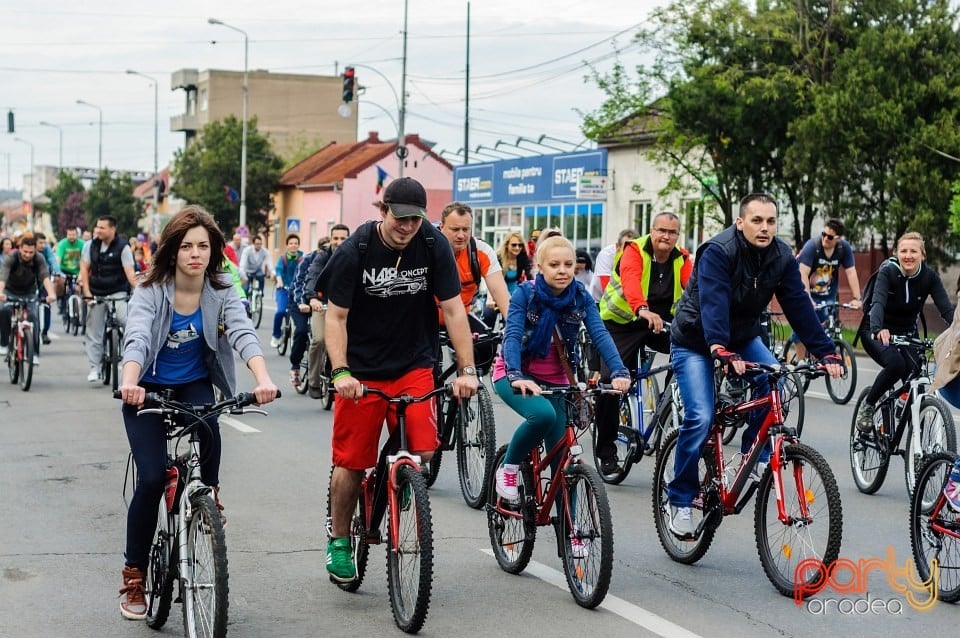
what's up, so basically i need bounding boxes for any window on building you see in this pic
[632,201,653,232]
[199,88,208,112]
[682,199,704,252]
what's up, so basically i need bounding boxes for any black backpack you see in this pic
[854,257,926,342]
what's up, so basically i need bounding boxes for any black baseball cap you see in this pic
[383,177,428,219]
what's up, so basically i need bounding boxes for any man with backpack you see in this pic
[319,177,478,583]
[271,234,303,348]
[792,219,863,361]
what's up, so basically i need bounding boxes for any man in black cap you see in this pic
[318,176,478,583]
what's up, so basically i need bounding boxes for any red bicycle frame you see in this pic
[499,424,578,528]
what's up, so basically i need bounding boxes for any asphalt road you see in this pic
[1,312,958,637]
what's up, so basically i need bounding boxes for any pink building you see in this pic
[271,131,453,251]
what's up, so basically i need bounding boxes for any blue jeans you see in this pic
[289,307,310,368]
[668,337,778,507]
[939,376,960,411]
[272,288,289,338]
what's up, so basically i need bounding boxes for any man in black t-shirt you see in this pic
[0,235,58,362]
[319,176,478,583]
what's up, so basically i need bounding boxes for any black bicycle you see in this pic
[119,389,279,638]
[92,295,127,392]
[424,330,500,508]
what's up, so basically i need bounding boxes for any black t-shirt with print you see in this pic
[322,221,461,379]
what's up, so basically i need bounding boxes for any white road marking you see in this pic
[480,549,703,637]
[221,415,260,433]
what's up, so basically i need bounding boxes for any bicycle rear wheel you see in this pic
[558,464,613,609]
[145,499,177,629]
[182,494,228,638]
[652,430,717,564]
[849,387,889,494]
[19,328,33,392]
[905,395,957,496]
[486,446,536,574]
[825,340,857,404]
[456,384,496,509]
[386,464,433,634]
[754,443,842,598]
[325,467,370,592]
[910,453,960,603]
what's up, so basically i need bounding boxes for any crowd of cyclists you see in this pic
[9,177,960,628]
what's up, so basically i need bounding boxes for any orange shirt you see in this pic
[438,238,499,325]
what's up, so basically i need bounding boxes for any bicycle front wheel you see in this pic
[250,293,262,329]
[849,387,889,494]
[825,340,857,404]
[317,348,333,410]
[110,328,121,392]
[7,332,18,384]
[386,464,433,634]
[905,395,958,496]
[294,356,309,395]
[145,500,177,629]
[910,453,960,603]
[182,494,228,638]
[456,384,496,509]
[278,317,290,355]
[19,328,33,392]
[754,443,842,598]
[559,464,614,608]
[69,296,82,335]
[101,327,113,387]
[486,446,536,574]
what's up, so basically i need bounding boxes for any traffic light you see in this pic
[342,67,355,104]
[6,110,13,133]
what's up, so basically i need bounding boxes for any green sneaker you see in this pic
[326,537,356,582]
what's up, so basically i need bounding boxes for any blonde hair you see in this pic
[498,231,524,266]
[896,231,925,257]
[536,235,575,267]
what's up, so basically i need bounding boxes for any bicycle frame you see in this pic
[11,301,35,352]
[627,350,675,451]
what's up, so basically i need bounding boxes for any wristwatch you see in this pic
[459,366,478,376]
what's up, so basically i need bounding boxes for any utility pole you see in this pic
[398,0,409,177]
[464,1,470,165]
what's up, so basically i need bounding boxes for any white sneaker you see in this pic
[669,505,696,539]
[32,355,39,366]
[0,345,7,356]
[495,464,519,502]
[87,367,100,382]
[750,461,769,483]
[270,336,280,348]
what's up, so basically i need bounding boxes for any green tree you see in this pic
[39,171,86,235]
[57,191,87,236]
[171,116,284,234]
[86,170,141,239]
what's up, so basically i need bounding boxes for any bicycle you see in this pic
[850,335,956,496]
[291,330,312,395]
[424,330,500,508]
[591,346,679,484]
[119,389,279,638]
[715,357,805,443]
[486,383,619,609]
[92,294,127,392]
[325,384,451,634]
[575,324,599,383]
[5,295,37,392]
[313,344,334,410]
[782,301,858,404]
[652,360,843,598]
[247,276,263,329]
[60,274,86,336]
[909,452,960,603]
[277,309,293,356]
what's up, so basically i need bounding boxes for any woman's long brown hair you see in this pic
[141,205,230,289]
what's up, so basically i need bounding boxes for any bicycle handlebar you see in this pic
[814,300,858,311]
[113,389,282,415]
[889,335,934,350]
[512,383,624,396]
[358,384,453,404]
[739,360,831,380]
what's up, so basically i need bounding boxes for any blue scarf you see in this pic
[526,274,578,359]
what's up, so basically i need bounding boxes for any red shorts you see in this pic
[332,367,439,470]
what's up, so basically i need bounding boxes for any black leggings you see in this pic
[860,330,920,404]
[123,378,221,570]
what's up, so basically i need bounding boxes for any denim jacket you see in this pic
[503,280,629,383]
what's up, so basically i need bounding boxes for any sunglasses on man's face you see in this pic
[821,231,838,241]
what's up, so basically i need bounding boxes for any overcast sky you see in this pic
[0,0,665,191]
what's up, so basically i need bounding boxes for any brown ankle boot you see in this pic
[214,486,227,527]
[119,565,147,620]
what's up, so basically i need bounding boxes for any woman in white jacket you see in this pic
[115,205,278,621]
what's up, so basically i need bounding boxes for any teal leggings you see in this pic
[494,377,568,466]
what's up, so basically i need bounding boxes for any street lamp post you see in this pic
[13,137,35,230]
[38,121,63,172]
[126,70,160,236]
[76,99,103,171]
[208,18,249,230]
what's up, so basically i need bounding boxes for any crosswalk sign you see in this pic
[286,218,300,233]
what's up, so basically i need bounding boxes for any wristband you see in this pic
[331,367,351,382]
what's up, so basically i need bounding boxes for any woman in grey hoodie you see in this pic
[115,205,278,621]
